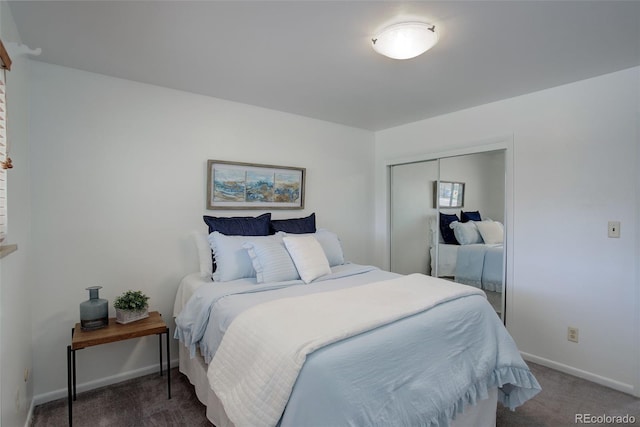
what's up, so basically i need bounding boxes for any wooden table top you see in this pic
[71,311,167,350]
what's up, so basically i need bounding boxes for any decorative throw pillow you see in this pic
[283,235,331,284]
[243,238,300,283]
[449,221,483,245]
[203,213,271,235]
[475,220,504,244]
[203,213,272,273]
[208,232,280,282]
[270,213,316,234]
[439,212,460,245]
[460,210,482,223]
[281,229,345,267]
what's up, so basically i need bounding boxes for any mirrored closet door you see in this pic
[389,150,506,319]
[390,159,438,275]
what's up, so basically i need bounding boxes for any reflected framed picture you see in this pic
[434,181,465,208]
[207,160,305,210]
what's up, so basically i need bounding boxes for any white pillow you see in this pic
[281,229,345,266]
[243,239,300,283]
[208,232,282,282]
[283,235,331,284]
[449,221,483,245]
[314,229,345,266]
[191,230,213,279]
[475,220,504,244]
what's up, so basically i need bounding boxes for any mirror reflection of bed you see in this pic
[390,150,506,319]
[430,213,504,317]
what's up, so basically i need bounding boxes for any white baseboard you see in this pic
[521,352,635,396]
[31,358,180,407]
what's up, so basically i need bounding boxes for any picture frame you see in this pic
[434,181,465,208]
[207,160,305,210]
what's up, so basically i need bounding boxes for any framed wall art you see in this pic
[207,160,305,210]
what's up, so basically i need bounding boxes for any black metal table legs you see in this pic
[67,328,171,426]
[159,326,171,399]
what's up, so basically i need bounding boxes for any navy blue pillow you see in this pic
[439,212,460,245]
[270,213,316,234]
[460,210,481,223]
[203,213,271,235]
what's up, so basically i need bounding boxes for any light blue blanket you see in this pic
[483,245,504,292]
[283,294,538,426]
[455,244,503,292]
[174,264,540,427]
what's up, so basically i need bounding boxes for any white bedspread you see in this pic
[207,273,484,427]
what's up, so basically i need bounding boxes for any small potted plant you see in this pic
[114,290,150,324]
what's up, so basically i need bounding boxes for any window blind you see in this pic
[0,39,12,243]
[0,70,6,242]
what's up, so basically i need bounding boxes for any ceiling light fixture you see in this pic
[371,22,438,60]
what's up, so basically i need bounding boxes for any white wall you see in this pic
[28,61,375,401]
[0,2,34,426]
[375,67,640,395]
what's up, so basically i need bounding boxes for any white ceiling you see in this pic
[8,1,640,131]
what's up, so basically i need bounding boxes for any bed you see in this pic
[174,214,539,427]
[429,215,504,292]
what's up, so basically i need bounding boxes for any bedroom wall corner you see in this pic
[0,2,35,426]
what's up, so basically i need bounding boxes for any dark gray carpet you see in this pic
[32,368,210,427]
[32,363,640,426]
[497,362,640,426]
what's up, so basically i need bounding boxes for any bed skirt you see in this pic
[179,345,498,427]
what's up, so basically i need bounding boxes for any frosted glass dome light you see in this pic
[372,22,438,60]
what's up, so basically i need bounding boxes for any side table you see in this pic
[66,311,171,426]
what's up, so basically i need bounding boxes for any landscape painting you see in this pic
[207,160,305,210]
[246,171,275,202]
[213,168,246,202]
[274,172,301,203]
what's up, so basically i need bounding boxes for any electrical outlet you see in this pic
[608,221,620,238]
[568,326,579,343]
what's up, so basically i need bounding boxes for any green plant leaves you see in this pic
[114,290,149,310]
